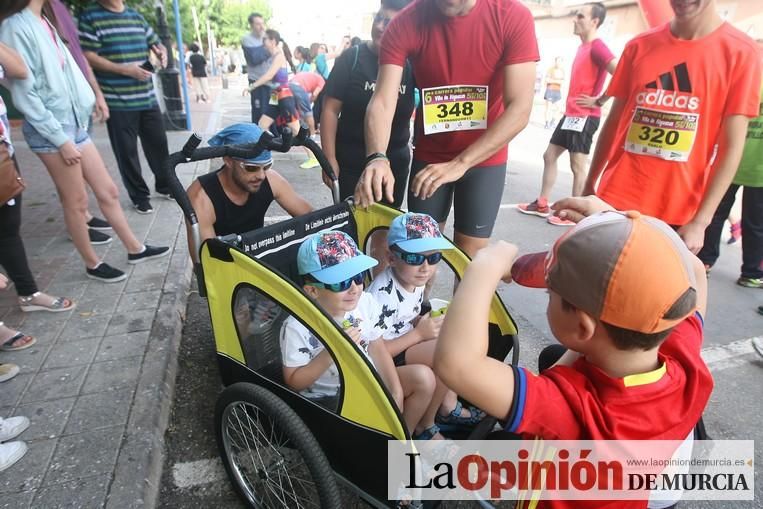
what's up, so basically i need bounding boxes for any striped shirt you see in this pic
[78,4,159,111]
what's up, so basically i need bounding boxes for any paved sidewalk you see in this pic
[0,82,223,508]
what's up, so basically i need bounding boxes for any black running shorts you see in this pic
[407,160,507,238]
[549,115,601,154]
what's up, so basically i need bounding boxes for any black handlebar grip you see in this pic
[182,133,202,159]
[279,127,293,150]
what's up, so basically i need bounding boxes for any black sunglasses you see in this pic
[304,272,366,292]
[237,160,273,173]
[391,247,442,266]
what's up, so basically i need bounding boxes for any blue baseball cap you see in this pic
[297,231,378,284]
[387,213,453,253]
[208,123,272,165]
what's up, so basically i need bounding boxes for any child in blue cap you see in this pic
[280,230,437,438]
[368,212,483,440]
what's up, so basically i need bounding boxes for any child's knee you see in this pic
[412,365,436,395]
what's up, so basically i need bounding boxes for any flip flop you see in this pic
[18,292,75,313]
[1,332,36,352]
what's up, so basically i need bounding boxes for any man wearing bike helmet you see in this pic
[185,124,312,254]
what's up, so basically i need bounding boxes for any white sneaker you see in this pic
[0,363,19,383]
[0,441,27,471]
[0,416,29,442]
[752,337,763,358]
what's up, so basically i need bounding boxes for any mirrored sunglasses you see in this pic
[392,247,442,266]
[304,272,366,292]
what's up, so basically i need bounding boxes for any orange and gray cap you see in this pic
[511,210,697,334]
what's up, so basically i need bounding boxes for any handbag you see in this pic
[0,142,25,205]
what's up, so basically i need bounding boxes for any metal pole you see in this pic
[191,6,204,54]
[172,0,193,130]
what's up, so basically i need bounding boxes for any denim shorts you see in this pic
[22,121,91,154]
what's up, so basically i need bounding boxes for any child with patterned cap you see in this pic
[435,198,713,508]
[368,212,484,440]
[280,230,437,438]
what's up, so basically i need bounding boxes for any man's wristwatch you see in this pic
[364,152,388,167]
[594,96,607,107]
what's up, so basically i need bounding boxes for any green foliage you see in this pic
[63,0,271,49]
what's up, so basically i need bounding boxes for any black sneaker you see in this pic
[86,262,127,283]
[89,229,112,245]
[87,217,112,230]
[134,201,153,214]
[128,245,170,264]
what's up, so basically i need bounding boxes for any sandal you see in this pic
[18,292,75,313]
[1,332,36,352]
[436,401,485,427]
[412,424,441,441]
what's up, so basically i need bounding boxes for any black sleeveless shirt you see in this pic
[198,168,274,236]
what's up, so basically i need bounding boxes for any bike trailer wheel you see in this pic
[215,382,341,508]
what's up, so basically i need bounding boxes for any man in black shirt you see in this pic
[320,0,415,207]
[185,124,312,257]
[188,43,209,103]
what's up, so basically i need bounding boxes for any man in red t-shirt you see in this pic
[518,2,617,227]
[584,0,761,253]
[354,0,538,257]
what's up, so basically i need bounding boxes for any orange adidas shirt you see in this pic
[597,23,761,226]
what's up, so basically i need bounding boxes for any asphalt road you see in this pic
[159,78,761,508]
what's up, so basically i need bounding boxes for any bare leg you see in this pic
[258,114,275,131]
[397,364,436,435]
[37,153,100,268]
[569,152,589,197]
[539,143,566,200]
[287,119,302,138]
[78,143,143,253]
[453,231,489,259]
[405,339,475,431]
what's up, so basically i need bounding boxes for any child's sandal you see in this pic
[412,424,441,441]
[436,401,485,427]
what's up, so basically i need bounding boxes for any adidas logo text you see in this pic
[636,90,700,111]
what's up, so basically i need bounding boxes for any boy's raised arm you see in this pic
[434,242,519,421]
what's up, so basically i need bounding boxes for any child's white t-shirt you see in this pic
[366,266,424,340]
[280,292,385,398]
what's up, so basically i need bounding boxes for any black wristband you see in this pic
[364,152,388,167]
